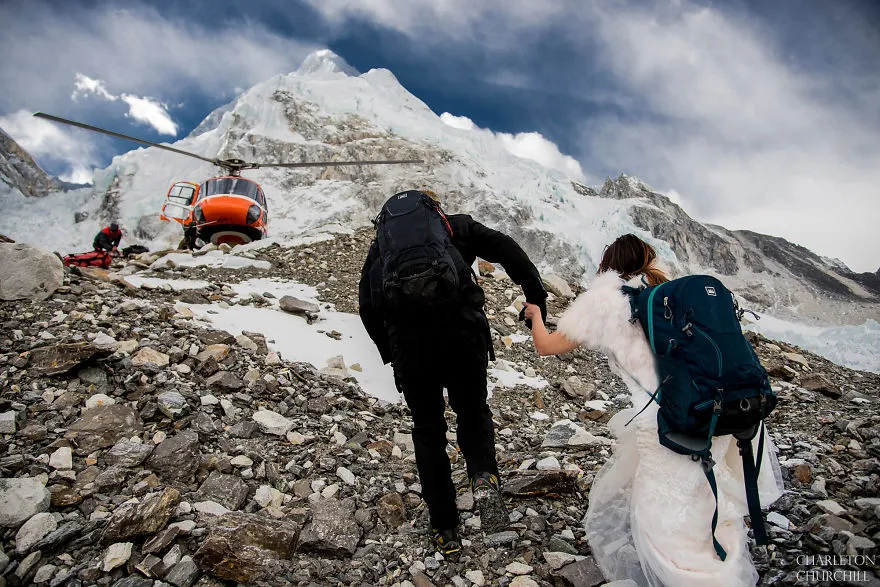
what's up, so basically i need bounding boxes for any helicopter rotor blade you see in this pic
[33,112,218,165]
[254,159,423,169]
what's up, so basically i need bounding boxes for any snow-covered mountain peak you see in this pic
[296,49,360,77]
[1,54,879,372]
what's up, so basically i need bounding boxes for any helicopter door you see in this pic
[160,182,198,223]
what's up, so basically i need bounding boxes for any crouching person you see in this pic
[358,189,547,556]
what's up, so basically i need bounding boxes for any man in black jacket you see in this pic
[93,223,122,253]
[359,190,547,556]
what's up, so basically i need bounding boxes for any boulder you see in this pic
[502,471,579,497]
[377,492,407,528]
[252,410,294,436]
[541,273,575,298]
[0,243,63,301]
[297,498,363,556]
[198,472,249,511]
[279,295,319,315]
[193,512,299,582]
[554,555,605,587]
[0,477,50,527]
[105,438,154,468]
[26,342,113,377]
[101,488,181,543]
[64,404,143,455]
[146,431,200,483]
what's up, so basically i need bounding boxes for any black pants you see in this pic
[391,323,498,531]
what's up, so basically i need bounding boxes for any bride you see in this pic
[522,234,783,586]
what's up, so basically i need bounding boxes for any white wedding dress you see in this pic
[556,272,784,587]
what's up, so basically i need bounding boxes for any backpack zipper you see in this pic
[692,324,723,377]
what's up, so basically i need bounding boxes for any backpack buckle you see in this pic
[700,454,716,472]
[713,400,722,414]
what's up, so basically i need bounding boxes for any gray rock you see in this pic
[252,410,294,436]
[0,411,16,434]
[32,563,56,583]
[146,431,201,482]
[27,342,113,377]
[0,242,63,301]
[548,535,579,555]
[229,421,260,438]
[205,371,243,391]
[561,377,596,400]
[101,487,181,543]
[298,498,363,556]
[166,556,200,587]
[95,465,129,489]
[542,420,612,448]
[64,404,144,455]
[157,391,190,419]
[502,471,579,496]
[279,295,319,315]
[484,530,520,546]
[193,512,300,582]
[15,512,57,554]
[142,526,180,554]
[105,438,154,468]
[199,472,249,511]
[16,549,42,579]
[554,555,605,587]
[0,477,51,527]
[110,577,154,587]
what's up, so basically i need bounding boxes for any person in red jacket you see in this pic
[93,223,122,253]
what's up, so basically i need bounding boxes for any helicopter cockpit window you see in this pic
[200,178,261,202]
[167,184,195,206]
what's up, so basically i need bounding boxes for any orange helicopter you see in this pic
[34,112,422,248]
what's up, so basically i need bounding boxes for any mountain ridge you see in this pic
[1,50,877,332]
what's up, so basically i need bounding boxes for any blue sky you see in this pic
[1,0,878,272]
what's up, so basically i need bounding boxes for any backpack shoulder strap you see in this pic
[620,284,642,324]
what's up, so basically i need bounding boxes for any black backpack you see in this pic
[374,190,471,314]
[623,275,777,560]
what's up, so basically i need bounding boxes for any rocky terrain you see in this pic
[0,230,879,587]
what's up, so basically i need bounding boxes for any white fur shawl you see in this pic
[556,272,659,397]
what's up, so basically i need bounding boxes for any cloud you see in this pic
[441,112,584,179]
[497,132,584,180]
[0,2,319,116]
[577,3,880,272]
[72,74,117,102]
[71,73,178,135]
[0,110,100,183]
[302,0,880,272]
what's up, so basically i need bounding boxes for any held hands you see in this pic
[521,302,544,329]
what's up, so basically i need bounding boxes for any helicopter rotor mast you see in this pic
[33,112,422,176]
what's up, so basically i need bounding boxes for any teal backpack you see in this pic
[623,275,777,560]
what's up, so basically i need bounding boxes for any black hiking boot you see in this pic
[431,527,462,558]
[471,472,509,533]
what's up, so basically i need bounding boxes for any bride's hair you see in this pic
[599,234,669,286]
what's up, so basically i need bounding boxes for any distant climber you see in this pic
[93,223,122,253]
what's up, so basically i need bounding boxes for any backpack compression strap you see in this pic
[738,420,769,547]
[702,400,727,561]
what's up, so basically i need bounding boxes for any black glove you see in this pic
[518,307,531,329]
[518,299,547,329]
